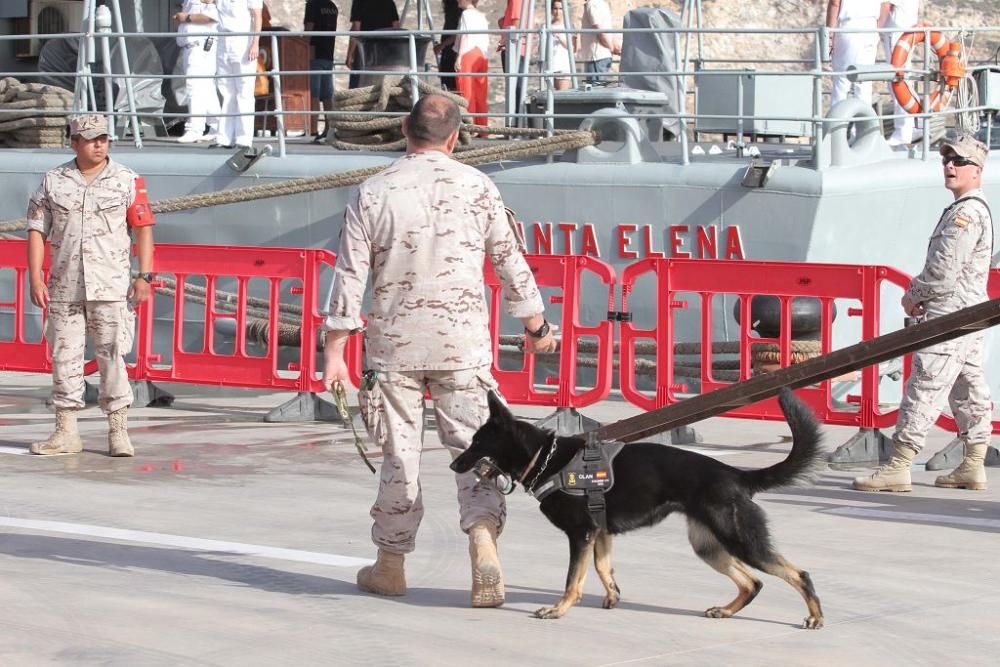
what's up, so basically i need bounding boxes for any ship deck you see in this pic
[1,372,997,665]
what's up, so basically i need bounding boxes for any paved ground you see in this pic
[1,372,998,666]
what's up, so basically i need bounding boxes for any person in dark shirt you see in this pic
[434,0,462,91]
[304,0,339,138]
[346,0,400,89]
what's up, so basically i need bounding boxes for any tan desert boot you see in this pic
[853,444,915,492]
[357,550,406,596]
[469,520,505,608]
[934,443,988,491]
[107,406,134,457]
[30,408,83,455]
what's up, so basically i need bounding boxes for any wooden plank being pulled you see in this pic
[595,297,1000,443]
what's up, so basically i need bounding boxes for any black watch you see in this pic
[137,272,155,283]
[525,320,550,338]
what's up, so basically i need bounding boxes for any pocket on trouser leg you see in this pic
[358,379,387,445]
[119,303,136,353]
[474,368,503,414]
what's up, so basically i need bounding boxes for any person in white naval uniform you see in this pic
[826,0,881,106]
[214,0,263,149]
[173,0,221,143]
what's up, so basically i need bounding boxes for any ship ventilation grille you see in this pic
[22,0,86,58]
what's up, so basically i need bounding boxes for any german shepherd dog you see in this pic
[450,388,825,629]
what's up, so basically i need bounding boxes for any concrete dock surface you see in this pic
[1,372,997,666]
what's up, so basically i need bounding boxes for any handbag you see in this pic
[255,49,270,97]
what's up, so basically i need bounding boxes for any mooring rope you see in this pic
[0,76,598,232]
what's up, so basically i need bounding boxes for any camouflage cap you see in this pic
[68,114,108,139]
[939,133,988,168]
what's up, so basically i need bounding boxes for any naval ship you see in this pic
[2,3,1000,663]
[1,1,998,402]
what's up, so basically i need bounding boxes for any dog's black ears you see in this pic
[486,390,513,423]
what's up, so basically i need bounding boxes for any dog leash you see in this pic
[331,380,377,474]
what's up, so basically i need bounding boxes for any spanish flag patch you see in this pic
[953,215,970,228]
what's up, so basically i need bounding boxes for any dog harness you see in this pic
[529,434,626,530]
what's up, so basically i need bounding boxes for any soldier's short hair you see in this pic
[406,95,461,146]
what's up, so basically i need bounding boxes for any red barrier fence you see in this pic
[1,239,997,437]
[0,241,98,376]
[131,244,334,394]
[619,259,882,426]
[486,254,615,408]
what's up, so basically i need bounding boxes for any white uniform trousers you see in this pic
[831,21,879,106]
[182,42,221,135]
[216,33,256,146]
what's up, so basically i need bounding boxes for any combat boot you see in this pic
[853,444,915,492]
[469,520,504,608]
[357,550,406,596]
[934,443,988,491]
[107,406,134,457]
[30,408,83,455]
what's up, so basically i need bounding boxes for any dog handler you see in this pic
[26,114,156,457]
[854,134,994,492]
[322,95,556,606]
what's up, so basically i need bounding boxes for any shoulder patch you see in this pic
[953,215,970,228]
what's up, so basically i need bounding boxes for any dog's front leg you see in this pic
[535,532,595,619]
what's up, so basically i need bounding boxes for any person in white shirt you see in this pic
[455,0,490,129]
[826,0,882,106]
[578,0,620,85]
[214,0,263,149]
[173,0,221,143]
[541,0,578,90]
[879,0,922,145]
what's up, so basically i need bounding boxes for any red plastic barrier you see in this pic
[131,244,334,393]
[485,254,616,408]
[3,236,996,434]
[619,259,892,427]
[0,240,98,375]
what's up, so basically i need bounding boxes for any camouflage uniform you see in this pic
[893,187,994,453]
[27,154,140,413]
[325,150,545,554]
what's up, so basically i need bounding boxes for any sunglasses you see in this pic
[941,155,977,167]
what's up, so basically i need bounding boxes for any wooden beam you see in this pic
[595,297,1000,443]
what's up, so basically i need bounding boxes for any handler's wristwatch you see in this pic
[136,272,155,283]
[525,320,550,338]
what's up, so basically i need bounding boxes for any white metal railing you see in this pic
[1,10,997,165]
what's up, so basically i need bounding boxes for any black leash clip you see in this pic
[360,369,378,391]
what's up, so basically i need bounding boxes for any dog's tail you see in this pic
[741,387,824,495]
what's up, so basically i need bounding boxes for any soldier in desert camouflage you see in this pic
[322,95,557,607]
[26,114,156,457]
[854,134,995,492]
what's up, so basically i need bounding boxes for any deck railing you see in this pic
[0,7,997,164]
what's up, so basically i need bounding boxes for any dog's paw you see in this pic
[602,593,620,609]
[802,615,824,630]
[533,606,565,620]
[704,607,733,619]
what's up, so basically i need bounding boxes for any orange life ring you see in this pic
[890,30,965,115]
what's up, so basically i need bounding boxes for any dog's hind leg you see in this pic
[757,554,824,630]
[534,531,596,619]
[687,519,763,620]
[592,530,621,609]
